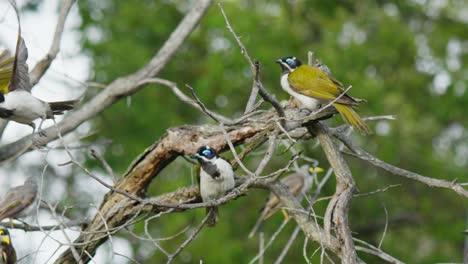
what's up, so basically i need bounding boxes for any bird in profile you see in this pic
[0,176,39,224]
[249,165,323,238]
[276,56,371,135]
[0,0,78,136]
[191,146,235,227]
[0,229,16,264]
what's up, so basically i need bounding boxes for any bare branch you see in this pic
[166,212,211,264]
[334,131,468,198]
[307,122,359,264]
[29,0,76,85]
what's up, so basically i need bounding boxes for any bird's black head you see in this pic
[191,146,218,162]
[0,92,4,103]
[276,56,302,73]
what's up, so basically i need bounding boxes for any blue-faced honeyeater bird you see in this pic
[0,229,16,264]
[248,165,323,238]
[191,146,235,227]
[0,0,78,135]
[276,56,371,135]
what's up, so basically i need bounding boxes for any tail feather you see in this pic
[206,207,218,228]
[333,103,372,135]
[48,100,79,115]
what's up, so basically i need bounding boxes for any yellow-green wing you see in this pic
[288,65,356,105]
[0,50,13,94]
[0,191,22,221]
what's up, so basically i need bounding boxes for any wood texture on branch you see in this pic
[308,122,359,264]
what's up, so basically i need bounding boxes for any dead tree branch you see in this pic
[29,0,76,86]
[307,122,359,264]
[333,130,468,198]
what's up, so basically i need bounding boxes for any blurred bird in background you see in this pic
[249,165,323,238]
[0,176,39,225]
[0,0,78,136]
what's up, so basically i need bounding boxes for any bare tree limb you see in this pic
[333,130,468,198]
[29,0,76,85]
[307,122,359,264]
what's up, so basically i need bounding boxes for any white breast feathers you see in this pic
[199,158,235,202]
[280,74,320,110]
[1,90,47,124]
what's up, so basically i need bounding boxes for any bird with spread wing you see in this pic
[0,0,78,136]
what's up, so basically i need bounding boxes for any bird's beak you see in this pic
[191,153,200,159]
[275,59,282,64]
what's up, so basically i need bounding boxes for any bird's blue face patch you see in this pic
[202,148,213,157]
[284,57,301,69]
[194,146,217,160]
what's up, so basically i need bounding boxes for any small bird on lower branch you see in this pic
[276,56,371,135]
[249,165,323,238]
[0,229,16,264]
[191,146,235,227]
[0,176,39,224]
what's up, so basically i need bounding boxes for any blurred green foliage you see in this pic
[73,0,468,263]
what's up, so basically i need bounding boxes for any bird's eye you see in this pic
[202,149,213,157]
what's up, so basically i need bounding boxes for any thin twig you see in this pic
[166,211,211,264]
[30,0,76,85]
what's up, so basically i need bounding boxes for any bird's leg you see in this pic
[29,122,36,135]
[8,218,14,229]
[29,123,44,148]
[287,97,299,108]
[281,209,290,221]
[37,118,46,137]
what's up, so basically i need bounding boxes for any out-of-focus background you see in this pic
[0,0,467,263]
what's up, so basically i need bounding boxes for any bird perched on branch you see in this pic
[191,146,235,227]
[0,176,38,224]
[249,165,323,238]
[0,229,16,264]
[276,56,371,135]
[0,0,78,135]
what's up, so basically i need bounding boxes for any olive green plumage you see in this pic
[277,56,372,135]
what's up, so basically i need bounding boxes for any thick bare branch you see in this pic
[307,122,359,264]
